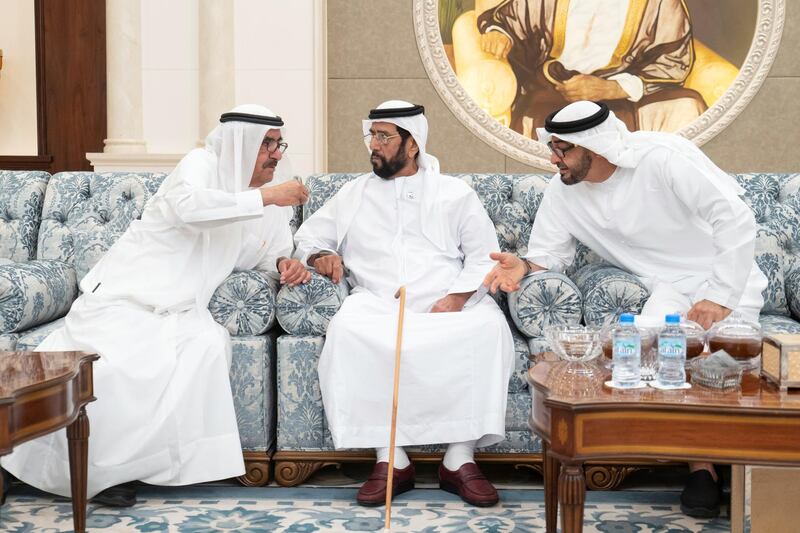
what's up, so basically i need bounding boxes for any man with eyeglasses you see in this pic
[1,104,311,507]
[293,100,515,508]
[484,100,767,518]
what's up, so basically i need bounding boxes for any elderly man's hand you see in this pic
[313,254,344,284]
[261,180,309,207]
[556,75,628,102]
[687,299,732,330]
[430,292,472,313]
[480,31,513,60]
[483,252,528,294]
[277,258,312,287]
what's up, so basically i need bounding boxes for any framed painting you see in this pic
[414,0,785,168]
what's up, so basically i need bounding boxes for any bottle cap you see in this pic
[619,313,635,324]
[665,314,681,324]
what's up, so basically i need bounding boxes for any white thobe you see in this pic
[526,146,767,322]
[1,150,293,498]
[294,172,515,449]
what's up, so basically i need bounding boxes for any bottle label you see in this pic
[658,339,686,357]
[613,340,638,356]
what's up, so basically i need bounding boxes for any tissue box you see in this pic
[761,334,800,391]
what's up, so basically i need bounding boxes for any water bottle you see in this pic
[657,314,687,387]
[612,313,641,388]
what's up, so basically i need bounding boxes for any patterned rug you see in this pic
[0,485,732,532]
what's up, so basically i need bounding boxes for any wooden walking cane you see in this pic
[384,286,407,532]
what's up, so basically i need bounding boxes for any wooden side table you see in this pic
[528,360,800,533]
[0,351,99,533]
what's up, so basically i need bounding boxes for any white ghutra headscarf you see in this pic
[536,100,743,199]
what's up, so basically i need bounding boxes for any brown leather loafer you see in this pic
[438,462,499,507]
[356,462,415,507]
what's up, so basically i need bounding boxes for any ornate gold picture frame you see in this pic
[414,0,785,169]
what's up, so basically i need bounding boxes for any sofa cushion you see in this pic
[275,272,349,336]
[755,227,789,316]
[759,314,800,334]
[0,260,77,333]
[230,334,276,451]
[210,271,278,335]
[37,172,166,280]
[15,317,67,351]
[574,263,650,326]
[0,171,50,262]
[508,271,582,337]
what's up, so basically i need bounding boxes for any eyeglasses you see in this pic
[547,141,575,159]
[261,139,288,154]
[364,132,401,146]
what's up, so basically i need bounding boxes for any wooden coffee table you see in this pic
[528,359,800,533]
[0,351,99,533]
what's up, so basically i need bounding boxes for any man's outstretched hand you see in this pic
[483,252,529,294]
[687,299,731,330]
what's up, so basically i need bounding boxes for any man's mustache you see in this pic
[263,159,278,169]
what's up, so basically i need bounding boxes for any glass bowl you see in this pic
[681,319,707,361]
[689,354,743,390]
[706,312,762,371]
[545,325,602,363]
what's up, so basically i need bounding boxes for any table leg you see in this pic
[542,442,559,533]
[67,406,89,533]
[730,465,745,533]
[559,462,585,533]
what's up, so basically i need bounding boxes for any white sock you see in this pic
[375,447,410,469]
[443,440,477,471]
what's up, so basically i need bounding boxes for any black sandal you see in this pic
[680,470,721,518]
[91,485,137,507]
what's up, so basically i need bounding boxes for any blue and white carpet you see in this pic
[0,485,731,532]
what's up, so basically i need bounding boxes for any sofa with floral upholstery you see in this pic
[271,171,800,488]
[0,170,283,486]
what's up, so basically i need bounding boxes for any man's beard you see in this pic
[558,152,592,186]
[371,149,408,179]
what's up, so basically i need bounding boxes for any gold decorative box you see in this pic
[761,334,800,391]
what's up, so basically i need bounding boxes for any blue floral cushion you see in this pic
[754,227,788,316]
[277,335,327,451]
[210,271,278,335]
[275,273,349,336]
[574,263,650,326]
[527,336,550,359]
[37,172,166,280]
[304,174,363,219]
[759,314,800,334]
[465,174,547,256]
[786,255,800,320]
[14,317,67,351]
[0,260,77,333]
[0,171,50,262]
[0,332,20,351]
[508,271,582,337]
[230,334,276,451]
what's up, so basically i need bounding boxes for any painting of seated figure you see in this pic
[423,0,779,167]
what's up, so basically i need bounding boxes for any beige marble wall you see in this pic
[328,0,800,173]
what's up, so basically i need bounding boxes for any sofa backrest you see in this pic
[303,172,800,314]
[37,172,167,280]
[0,171,51,264]
[735,173,800,317]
